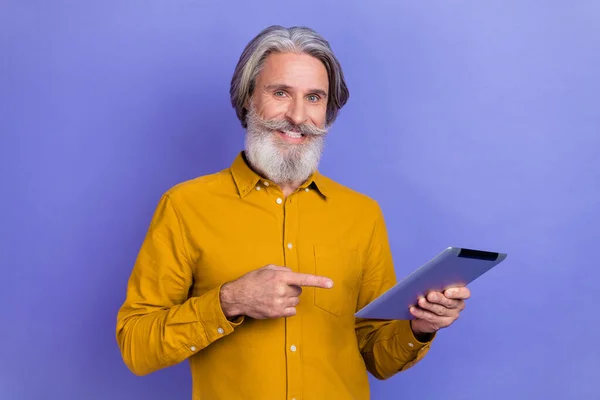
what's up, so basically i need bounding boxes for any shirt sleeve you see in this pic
[354,201,435,380]
[116,193,244,376]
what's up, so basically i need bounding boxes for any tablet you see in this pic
[354,246,507,320]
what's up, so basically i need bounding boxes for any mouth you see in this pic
[276,130,305,144]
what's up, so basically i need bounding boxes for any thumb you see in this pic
[263,265,292,272]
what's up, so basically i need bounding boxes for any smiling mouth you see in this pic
[277,130,305,142]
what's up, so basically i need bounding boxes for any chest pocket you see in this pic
[313,245,363,317]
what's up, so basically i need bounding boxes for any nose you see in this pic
[285,96,308,126]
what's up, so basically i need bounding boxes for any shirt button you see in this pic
[290,345,297,352]
[263,181,270,186]
[256,186,261,191]
[190,346,197,351]
[408,342,414,347]
[305,188,309,192]
[217,327,224,334]
[287,243,293,249]
[276,198,283,204]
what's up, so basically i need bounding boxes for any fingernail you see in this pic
[446,289,455,296]
[325,280,333,288]
[430,293,438,301]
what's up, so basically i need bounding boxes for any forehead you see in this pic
[257,52,329,91]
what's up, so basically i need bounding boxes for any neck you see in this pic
[280,182,301,198]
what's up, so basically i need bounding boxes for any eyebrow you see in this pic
[264,84,328,98]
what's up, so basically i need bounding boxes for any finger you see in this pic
[287,285,303,297]
[264,265,292,272]
[283,306,297,317]
[444,286,471,300]
[410,306,453,325]
[418,297,453,317]
[286,296,300,307]
[426,291,462,309]
[285,272,333,289]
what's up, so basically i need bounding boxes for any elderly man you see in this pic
[116,25,470,399]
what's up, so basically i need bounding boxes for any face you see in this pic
[244,52,330,185]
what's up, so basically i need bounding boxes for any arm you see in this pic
[115,193,244,376]
[354,202,435,380]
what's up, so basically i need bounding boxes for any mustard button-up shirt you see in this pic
[116,152,434,399]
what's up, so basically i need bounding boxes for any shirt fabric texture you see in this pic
[116,152,435,400]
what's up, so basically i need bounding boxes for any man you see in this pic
[116,25,470,399]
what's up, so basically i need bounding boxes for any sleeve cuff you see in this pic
[194,284,245,343]
[398,320,435,352]
[409,320,436,344]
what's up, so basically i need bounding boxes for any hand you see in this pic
[409,286,471,336]
[220,265,333,319]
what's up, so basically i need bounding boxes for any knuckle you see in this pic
[276,285,287,296]
[262,270,274,280]
[426,311,439,322]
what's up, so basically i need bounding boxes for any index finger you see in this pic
[285,272,333,289]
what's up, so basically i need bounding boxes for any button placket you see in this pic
[283,192,301,398]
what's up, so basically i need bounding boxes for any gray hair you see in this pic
[230,25,350,128]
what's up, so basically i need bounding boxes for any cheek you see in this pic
[257,98,288,120]
[309,107,328,128]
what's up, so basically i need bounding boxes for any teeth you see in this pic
[283,131,302,139]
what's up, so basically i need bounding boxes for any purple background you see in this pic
[2,1,599,399]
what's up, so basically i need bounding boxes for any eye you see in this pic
[274,91,286,97]
[307,94,320,102]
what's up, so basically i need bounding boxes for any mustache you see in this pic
[249,110,327,137]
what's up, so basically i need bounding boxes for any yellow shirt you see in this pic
[116,152,435,400]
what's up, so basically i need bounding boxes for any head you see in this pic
[230,25,349,185]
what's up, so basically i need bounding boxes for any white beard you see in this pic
[244,107,327,185]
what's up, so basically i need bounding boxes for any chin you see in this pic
[245,129,324,185]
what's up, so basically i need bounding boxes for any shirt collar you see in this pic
[230,151,329,199]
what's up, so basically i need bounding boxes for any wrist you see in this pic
[410,320,435,342]
[220,282,243,318]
